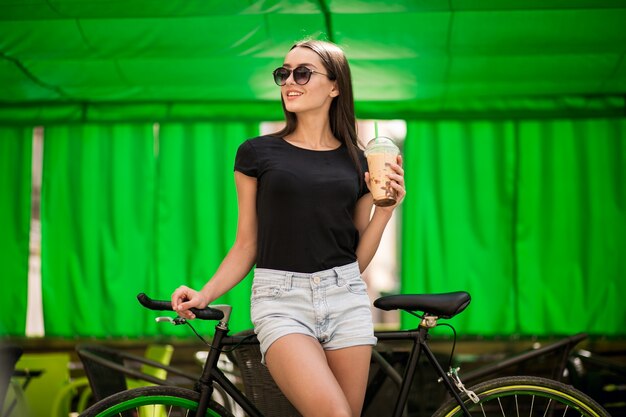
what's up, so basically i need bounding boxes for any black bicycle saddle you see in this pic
[373,291,471,319]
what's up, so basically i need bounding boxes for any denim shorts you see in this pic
[250,261,377,364]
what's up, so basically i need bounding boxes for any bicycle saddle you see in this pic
[373,291,471,319]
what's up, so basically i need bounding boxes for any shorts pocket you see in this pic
[345,278,368,295]
[251,281,283,304]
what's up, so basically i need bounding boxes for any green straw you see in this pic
[374,120,379,138]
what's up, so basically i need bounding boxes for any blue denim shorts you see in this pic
[250,261,377,364]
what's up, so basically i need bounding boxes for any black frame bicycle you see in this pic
[79,291,611,417]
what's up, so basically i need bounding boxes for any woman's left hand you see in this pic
[364,154,406,211]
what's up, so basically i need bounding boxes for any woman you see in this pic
[171,39,405,417]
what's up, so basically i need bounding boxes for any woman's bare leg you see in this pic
[265,334,353,417]
[325,345,372,416]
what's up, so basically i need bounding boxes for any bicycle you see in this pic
[79,291,611,417]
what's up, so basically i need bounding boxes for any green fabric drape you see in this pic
[401,118,626,336]
[42,124,156,337]
[153,122,259,335]
[41,122,259,337]
[400,121,518,335]
[0,127,32,336]
[516,120,626,334]
[28,117,626,338]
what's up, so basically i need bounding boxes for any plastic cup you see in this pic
[364,136,400,207]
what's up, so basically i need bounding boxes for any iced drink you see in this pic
[364,137,400,207]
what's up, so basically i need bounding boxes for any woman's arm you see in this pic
[354,155,405,273]
[171,171,257,318]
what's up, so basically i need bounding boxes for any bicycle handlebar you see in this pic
[137,293,225,321]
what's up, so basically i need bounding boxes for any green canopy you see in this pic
[1,0,625,122]
[1,1,625,338]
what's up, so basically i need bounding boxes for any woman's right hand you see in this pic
[171,285,210,319]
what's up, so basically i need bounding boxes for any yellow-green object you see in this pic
[51,344,174,417]
[13,353,71,417]
[128,343,174,388]
[50,377,92,417]
[129,344,174,417]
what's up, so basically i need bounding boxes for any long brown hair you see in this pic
[274,40,362,179]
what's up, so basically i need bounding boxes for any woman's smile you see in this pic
[285,89,304,100]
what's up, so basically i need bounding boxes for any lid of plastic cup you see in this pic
[364,136,399,155]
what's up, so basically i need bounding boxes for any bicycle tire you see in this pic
[432,376,610,417]
[79,385,234,417]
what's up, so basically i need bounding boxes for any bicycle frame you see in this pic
[372,322,473,417]
[94,293,599,417]
[195,321,265,417]
[194,314,473,417]
[365,330,588,417]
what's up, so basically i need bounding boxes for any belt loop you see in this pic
[285,272,293,290]
[333,267,344,287]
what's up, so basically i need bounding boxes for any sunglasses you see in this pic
[272,66,330,86]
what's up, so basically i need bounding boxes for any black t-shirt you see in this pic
[234,135,370,273]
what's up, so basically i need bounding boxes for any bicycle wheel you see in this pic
[432,376,610,417]
[79,385,234,417]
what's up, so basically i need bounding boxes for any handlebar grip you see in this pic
[137,293,224,321]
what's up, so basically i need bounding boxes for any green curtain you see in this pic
[0,127,32,336]
[30,117,626,337]
[515,119,626,335]
[41,122,259,337]
[401,118,626,336]
[153,122,259,336]
[42,124,156,337]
